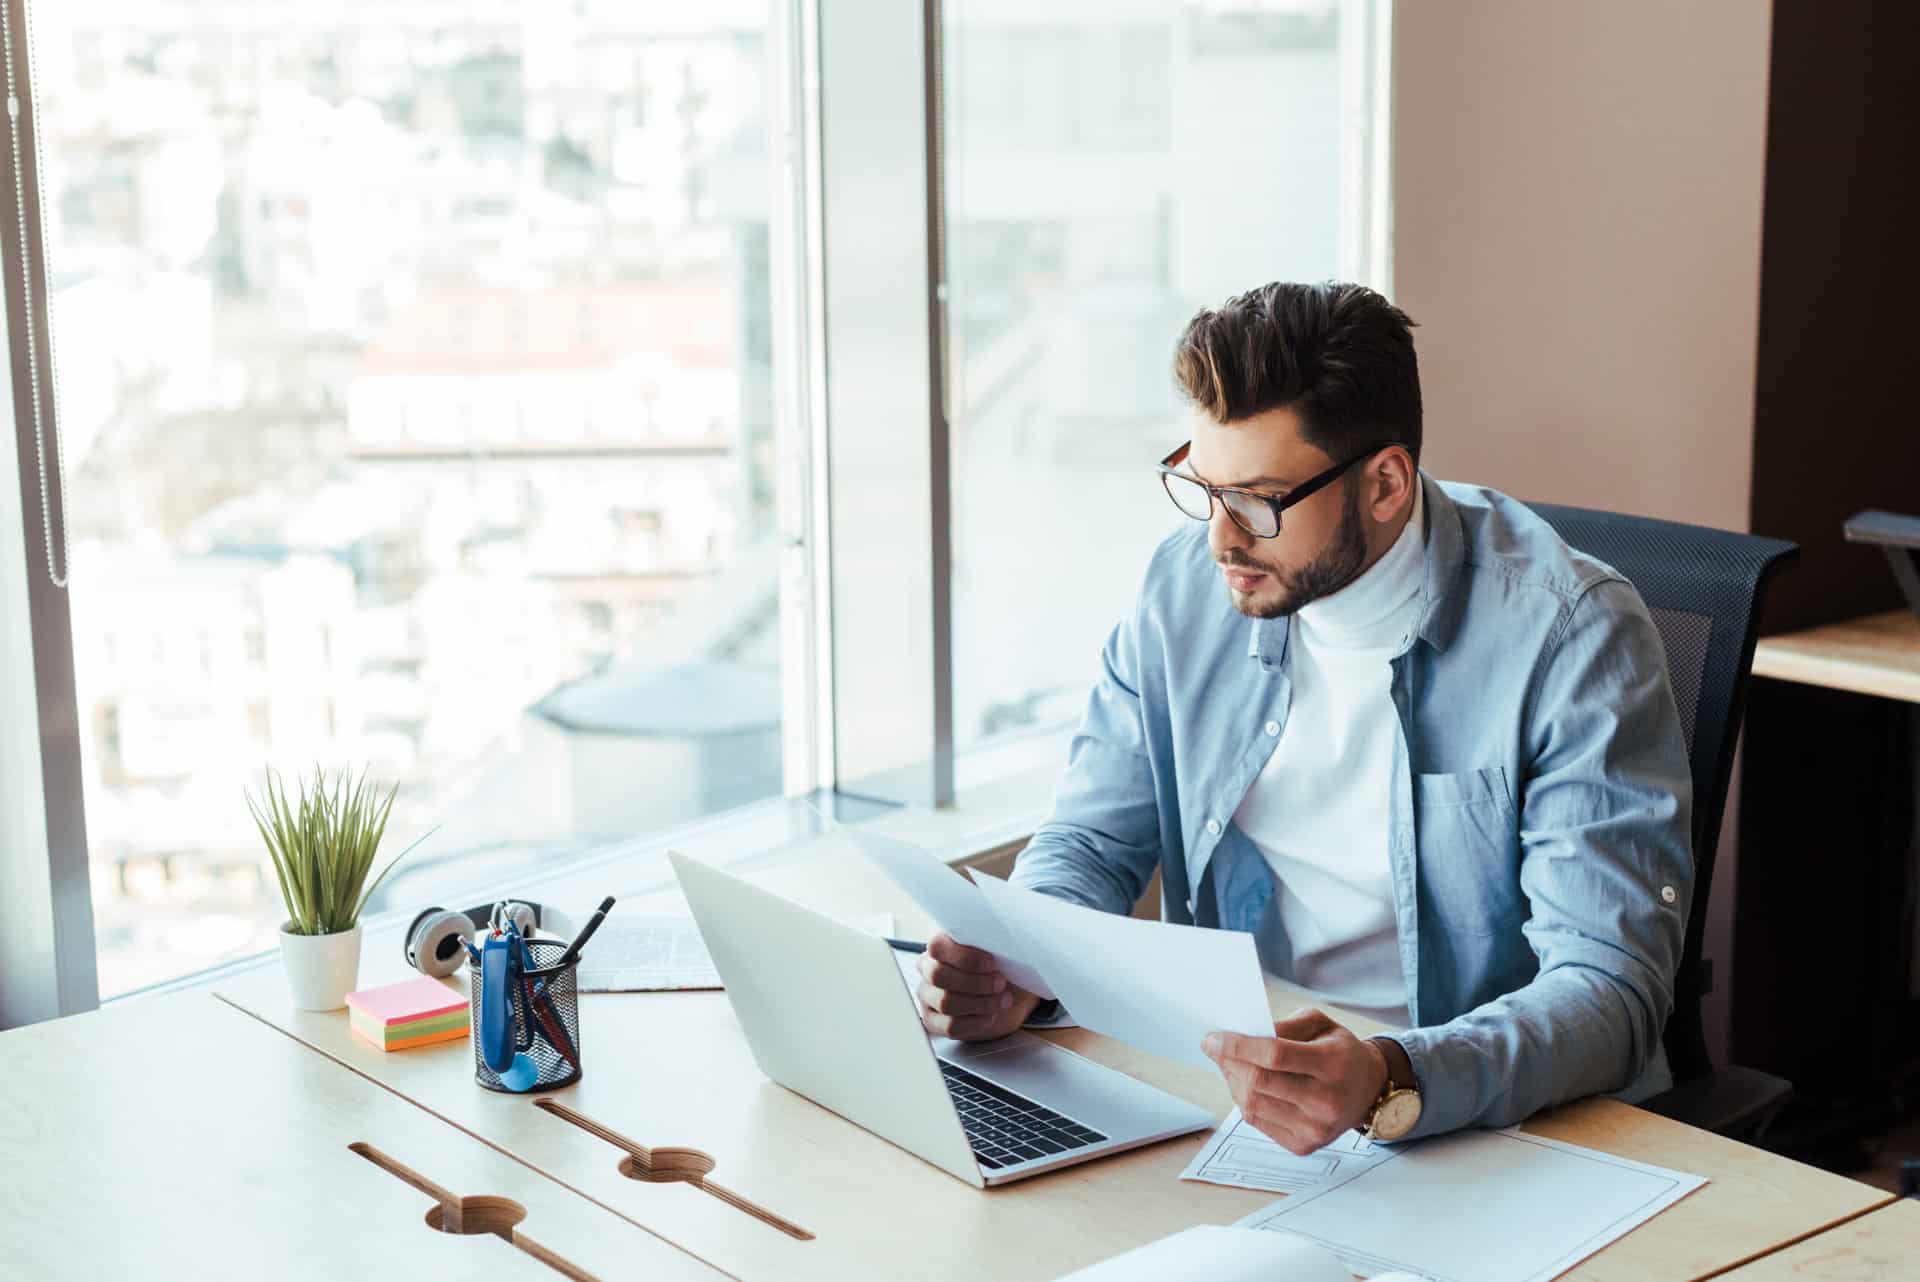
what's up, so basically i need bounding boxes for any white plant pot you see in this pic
[279,922,363,1011]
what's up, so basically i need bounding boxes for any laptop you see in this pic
[669,851,1214,1188]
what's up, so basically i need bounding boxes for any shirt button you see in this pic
[1660,885,1677,905]
[1205,819,1222,836]
[1264,720,1280,736]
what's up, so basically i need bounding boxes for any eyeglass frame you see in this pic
[1156,440,1389,540]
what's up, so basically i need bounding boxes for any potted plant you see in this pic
[248,766,427,1011]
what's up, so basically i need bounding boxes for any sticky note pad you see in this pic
[345,976,469,1051]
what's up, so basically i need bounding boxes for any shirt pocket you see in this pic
[1413,767,1522,936]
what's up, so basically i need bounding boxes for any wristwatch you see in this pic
[1357,1036,1423,1141]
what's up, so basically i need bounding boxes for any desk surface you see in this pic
[215,840,1892,1282]
[0,993,725,1281]
[1752,609,1920,703]
[1716,1198,1920,1279]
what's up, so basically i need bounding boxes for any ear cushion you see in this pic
[497,901,537,938]
[405,907,477,978]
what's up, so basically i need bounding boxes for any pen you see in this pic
[554,895,616,969]
[885,937,927,954]
[527,975,581,1068]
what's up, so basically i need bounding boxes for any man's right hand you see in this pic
[915,932,1041,1041]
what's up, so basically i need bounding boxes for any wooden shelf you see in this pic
[1751,609,1920,704]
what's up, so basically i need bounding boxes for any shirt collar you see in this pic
[1247,472,1467,669]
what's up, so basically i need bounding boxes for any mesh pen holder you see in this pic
[468,937,583,1093]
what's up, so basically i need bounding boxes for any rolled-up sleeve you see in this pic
[1009,607,1164,917]
[1392,578,1694,1137]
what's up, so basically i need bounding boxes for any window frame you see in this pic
[1,0,100,1024]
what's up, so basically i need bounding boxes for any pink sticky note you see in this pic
[344,975,466,1027]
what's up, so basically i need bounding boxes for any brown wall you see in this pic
[1392,1,1773,532]
[1391,1,1777,1063]
[1746,0,1920,633]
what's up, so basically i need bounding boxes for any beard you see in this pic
[1219,478,1369,620]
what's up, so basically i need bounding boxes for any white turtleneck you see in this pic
[1234,487,1426,1028]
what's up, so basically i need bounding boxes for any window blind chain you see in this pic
[3,0,69,589]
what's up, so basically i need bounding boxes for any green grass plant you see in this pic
[247,766,431,936]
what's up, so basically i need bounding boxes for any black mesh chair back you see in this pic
[1526,503,1798,1083]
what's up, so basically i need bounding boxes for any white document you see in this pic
[578,912,892,993]
[849,831,1055,999]
[969,870,1271,1068]
[1180,1108,1389,1195]
[1235,1126,1707,1282]
[1054,1225,1426,1282]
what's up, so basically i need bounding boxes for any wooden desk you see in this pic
[1715,1198,1920,1279]
[0,994,725,1281]
[216,840,1893,1282]
[1751,609,1920,703]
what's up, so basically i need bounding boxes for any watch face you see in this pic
[1372,1090,1423,1142]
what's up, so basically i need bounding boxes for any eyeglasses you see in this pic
[1157,441,1383,540]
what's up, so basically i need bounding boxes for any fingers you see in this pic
[1213,1054,1314,1112]
[1215,1058,1351,1155]
[918,951,1006,997]
[1203,1014,1359,1156]
[1239,1092,1332,1156]
[916,980,1013,1019]
[1271,1007,1337,1041]
[1237,1061,1343,1122]
[1202,1029,1332,1077]
[916,934,1020,1039]
[916,989,1014,1041]
[926,932,1002,974]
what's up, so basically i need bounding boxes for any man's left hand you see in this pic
[1201,1008,1388,1155]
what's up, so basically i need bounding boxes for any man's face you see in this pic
[1184,405,1371,620]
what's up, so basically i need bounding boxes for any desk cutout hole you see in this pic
[619,1147,714,1184]
[348,1141,601,1281]
[533,1099,814,1241]
[424,1196,525,1239]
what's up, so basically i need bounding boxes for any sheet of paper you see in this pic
[849,830,1055,999]
[577,912,892,993]
[968,870,1271,1068]
[1235,1126,1707,1282]
[1180,1108,1389,1194]
[1053,1225,1359,1282]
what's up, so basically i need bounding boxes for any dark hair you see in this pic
[1172,281,1422,465]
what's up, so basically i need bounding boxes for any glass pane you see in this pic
[39,2,785,997]
[1161,470,1214,523]
[1220,490,1280,539]
[943,1,1384,747]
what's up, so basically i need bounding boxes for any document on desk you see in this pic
[969,870,1272,1068]
[1235,1126,1707,1282]
[849,831,1056,999]
[578,912,893,992]
[1180,1108,1389,1194]
[1054,1225,1403,1282]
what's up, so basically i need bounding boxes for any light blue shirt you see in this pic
[1010,474,1694,1140]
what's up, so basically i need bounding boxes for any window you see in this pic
[942,0,1390,750]
[4,0,1389,1015]
[35,3,791,998]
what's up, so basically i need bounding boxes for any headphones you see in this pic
[403,900,578,979]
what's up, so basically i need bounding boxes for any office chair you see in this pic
[1527,502,1799,1141]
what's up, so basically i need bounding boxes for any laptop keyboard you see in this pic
[939,1059,1109,1170]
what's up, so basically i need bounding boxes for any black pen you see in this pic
[555,895,616,968]
[885,937,927,954]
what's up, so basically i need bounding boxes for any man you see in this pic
[914,281,1693,1152]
